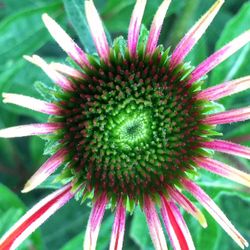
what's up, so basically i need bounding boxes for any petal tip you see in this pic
[42,13,52,25]
[84,0,93,10]
[216,0,224,5]
[23,55,32,62]
[198,211,208,228]
[2,93,8,103]
[21,181,35,193]
[21,187,30,193]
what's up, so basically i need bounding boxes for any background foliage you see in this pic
[0,0,249,249]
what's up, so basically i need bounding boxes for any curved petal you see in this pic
[143,196,168,250]
[50,63,85,79]
[197,76,250,101]
[42,13,89,67]
[182,179,249,249]
[84,193,107,250]
[170,0,224,68]
[2,93,60,115]
[22,148,69,193]
[0,184,74,250]
[204,106,250,125]
[0,123,62,138]
[128,0,147,57]
[202,139,250,160]
[188,30,250,84]
[109,199,126,250]
[167,186,207,228]
[146,0,171,54]
[160,196,190,250]
[24,55,74,91]
[169,202,195,250]
[85,0,110,61]
[194,157,250,187]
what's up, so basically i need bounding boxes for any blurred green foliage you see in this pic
[0,0,249,249]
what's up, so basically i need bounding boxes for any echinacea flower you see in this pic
[1,0,250,249]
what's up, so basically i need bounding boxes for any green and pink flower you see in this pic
[0,0,250,249]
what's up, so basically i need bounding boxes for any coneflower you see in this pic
[0,0,250,249]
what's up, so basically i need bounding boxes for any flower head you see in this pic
[1,0,250,249]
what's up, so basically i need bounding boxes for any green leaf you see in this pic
[60,214,113,250]
[211,2,250,85]
[63,0,96,53]
[0,59,50,122]
[36,175,63,190]
[224,122,250,147]
[29,136,46,168]
[0,183,43,250]
[235,49,250,78]
[196,162,250,200]
[1,0,58,15]
[197,209,221,250]
[60,233,83,250]
[96,215,113,250]
[216,194,250,250]
[186,37,208,67]
[188,193,250,250]
[0,1,65,65]
[130,207,154,250]
[184,192,223,250]
[103,0,183,33]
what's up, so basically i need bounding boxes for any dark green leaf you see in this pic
[36,175,63,190]
[60,214,113,250]
[130,208,154,250]
[0,1,65,64]
[103,0,184,33]
[0,183,43,250]
[63,0,96,53]
[1,0,58,15]
[0,59,51,122]
[60,233,83,250]
[211,2,250,85]
[216,194,250,250]
[225,122,250,147]
[186,37,208,67]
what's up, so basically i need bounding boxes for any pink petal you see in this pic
[188,30,250,84]
[170,0,224,69]
[197,76,250,101]
[24,55,74,91]
[84,193,107,250]
[42,14,89,67]
[128,0,147,57]
[168,200,195,250]
[109,199,126,250]
[194,157,250,187]
[202,139,250,160]
[160,196,190,250]
[0,123,62,138]
[2,93,60,115]
[204,106,250,125]
[182,179,249,249]
[50,62,85,79]
[167,186,207,228]
[143,196,168,250]
[0,184,74,250]
[146,0,171,55]
[85,0,110,61]
[22,148,69,193]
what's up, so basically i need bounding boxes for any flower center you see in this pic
[53,37,210,202]
[109,102,152,151]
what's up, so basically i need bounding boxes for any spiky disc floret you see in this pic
[47,32,217,204]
